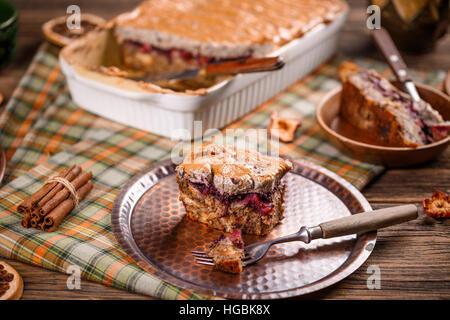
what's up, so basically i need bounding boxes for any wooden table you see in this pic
[1,0,449,300]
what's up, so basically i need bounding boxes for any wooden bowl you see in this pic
[316,82,450,167]
[42,14,105,47]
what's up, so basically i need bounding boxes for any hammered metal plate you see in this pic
[112,158,376,299]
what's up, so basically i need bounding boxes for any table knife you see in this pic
[372,27,421,102]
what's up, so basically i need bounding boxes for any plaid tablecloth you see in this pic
[0,43,445,299]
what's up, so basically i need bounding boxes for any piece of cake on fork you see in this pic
[207,228,245,274]
[176,144,291,235]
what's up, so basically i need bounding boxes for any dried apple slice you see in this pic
[0,261,23,300]
[422,190,450,218]
[268,111,302,143]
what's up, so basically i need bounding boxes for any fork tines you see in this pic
[191,250,250,267]
[191,250,214,266]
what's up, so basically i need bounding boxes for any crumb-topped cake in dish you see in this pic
[339,61,450,147]
[176,144,291,235]
[208,229,245,274]
[114,0,345,74]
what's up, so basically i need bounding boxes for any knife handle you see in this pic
[205,56,285,75]
[371,27,411,83]
[319,204,418,239]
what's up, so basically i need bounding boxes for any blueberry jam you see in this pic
[190,181,277,217]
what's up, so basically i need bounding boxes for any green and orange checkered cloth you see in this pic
[0,43,446,299]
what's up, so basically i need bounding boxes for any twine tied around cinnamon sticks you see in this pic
[45,175,81,208]
[18,165,93,232]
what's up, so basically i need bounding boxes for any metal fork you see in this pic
[192,204,418,267]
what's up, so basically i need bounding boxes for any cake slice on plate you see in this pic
[207,229,245,274]
[176,144,291,235]
[339,61,449,147]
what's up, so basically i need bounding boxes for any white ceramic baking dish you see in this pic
[60,6,348,140]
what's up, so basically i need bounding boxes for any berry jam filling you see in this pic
[210,228,244,250]
[431,124,450,141]
[229,229,244,249]
[190,181,276,217]
[124,39,252,65]
[241,194,274,215]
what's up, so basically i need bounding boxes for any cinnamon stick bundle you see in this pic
[19,165,93,232]
[19,165,76,228]
[39,170,92,216]
[42,181,93,232]
[35,166,82,216]
[17,165,75,215]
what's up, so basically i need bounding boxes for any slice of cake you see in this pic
[176,144,291,235]
[207,229,245,274]
[113,0,345,74]
[339,61,450,147]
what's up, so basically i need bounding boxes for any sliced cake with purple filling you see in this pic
[113,0,345,75]
[176,144,291,235]
[339,61,449,147]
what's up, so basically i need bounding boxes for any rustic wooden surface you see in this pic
[0,0,449,300]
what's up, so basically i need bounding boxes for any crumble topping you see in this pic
[176,144,292,195]
[115,0,345,49]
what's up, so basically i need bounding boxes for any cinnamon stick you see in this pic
[29,216,40,228]
[39,171,92,216]
[17,165,75,214]
[28,209,43,227]
[36,222,44,231]
[35,166,82,216]
[43,181,93,232]
[21,213,32,228]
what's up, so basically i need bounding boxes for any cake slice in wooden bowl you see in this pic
[339,61,450,147]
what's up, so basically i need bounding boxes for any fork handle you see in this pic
[319,204,418,239]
